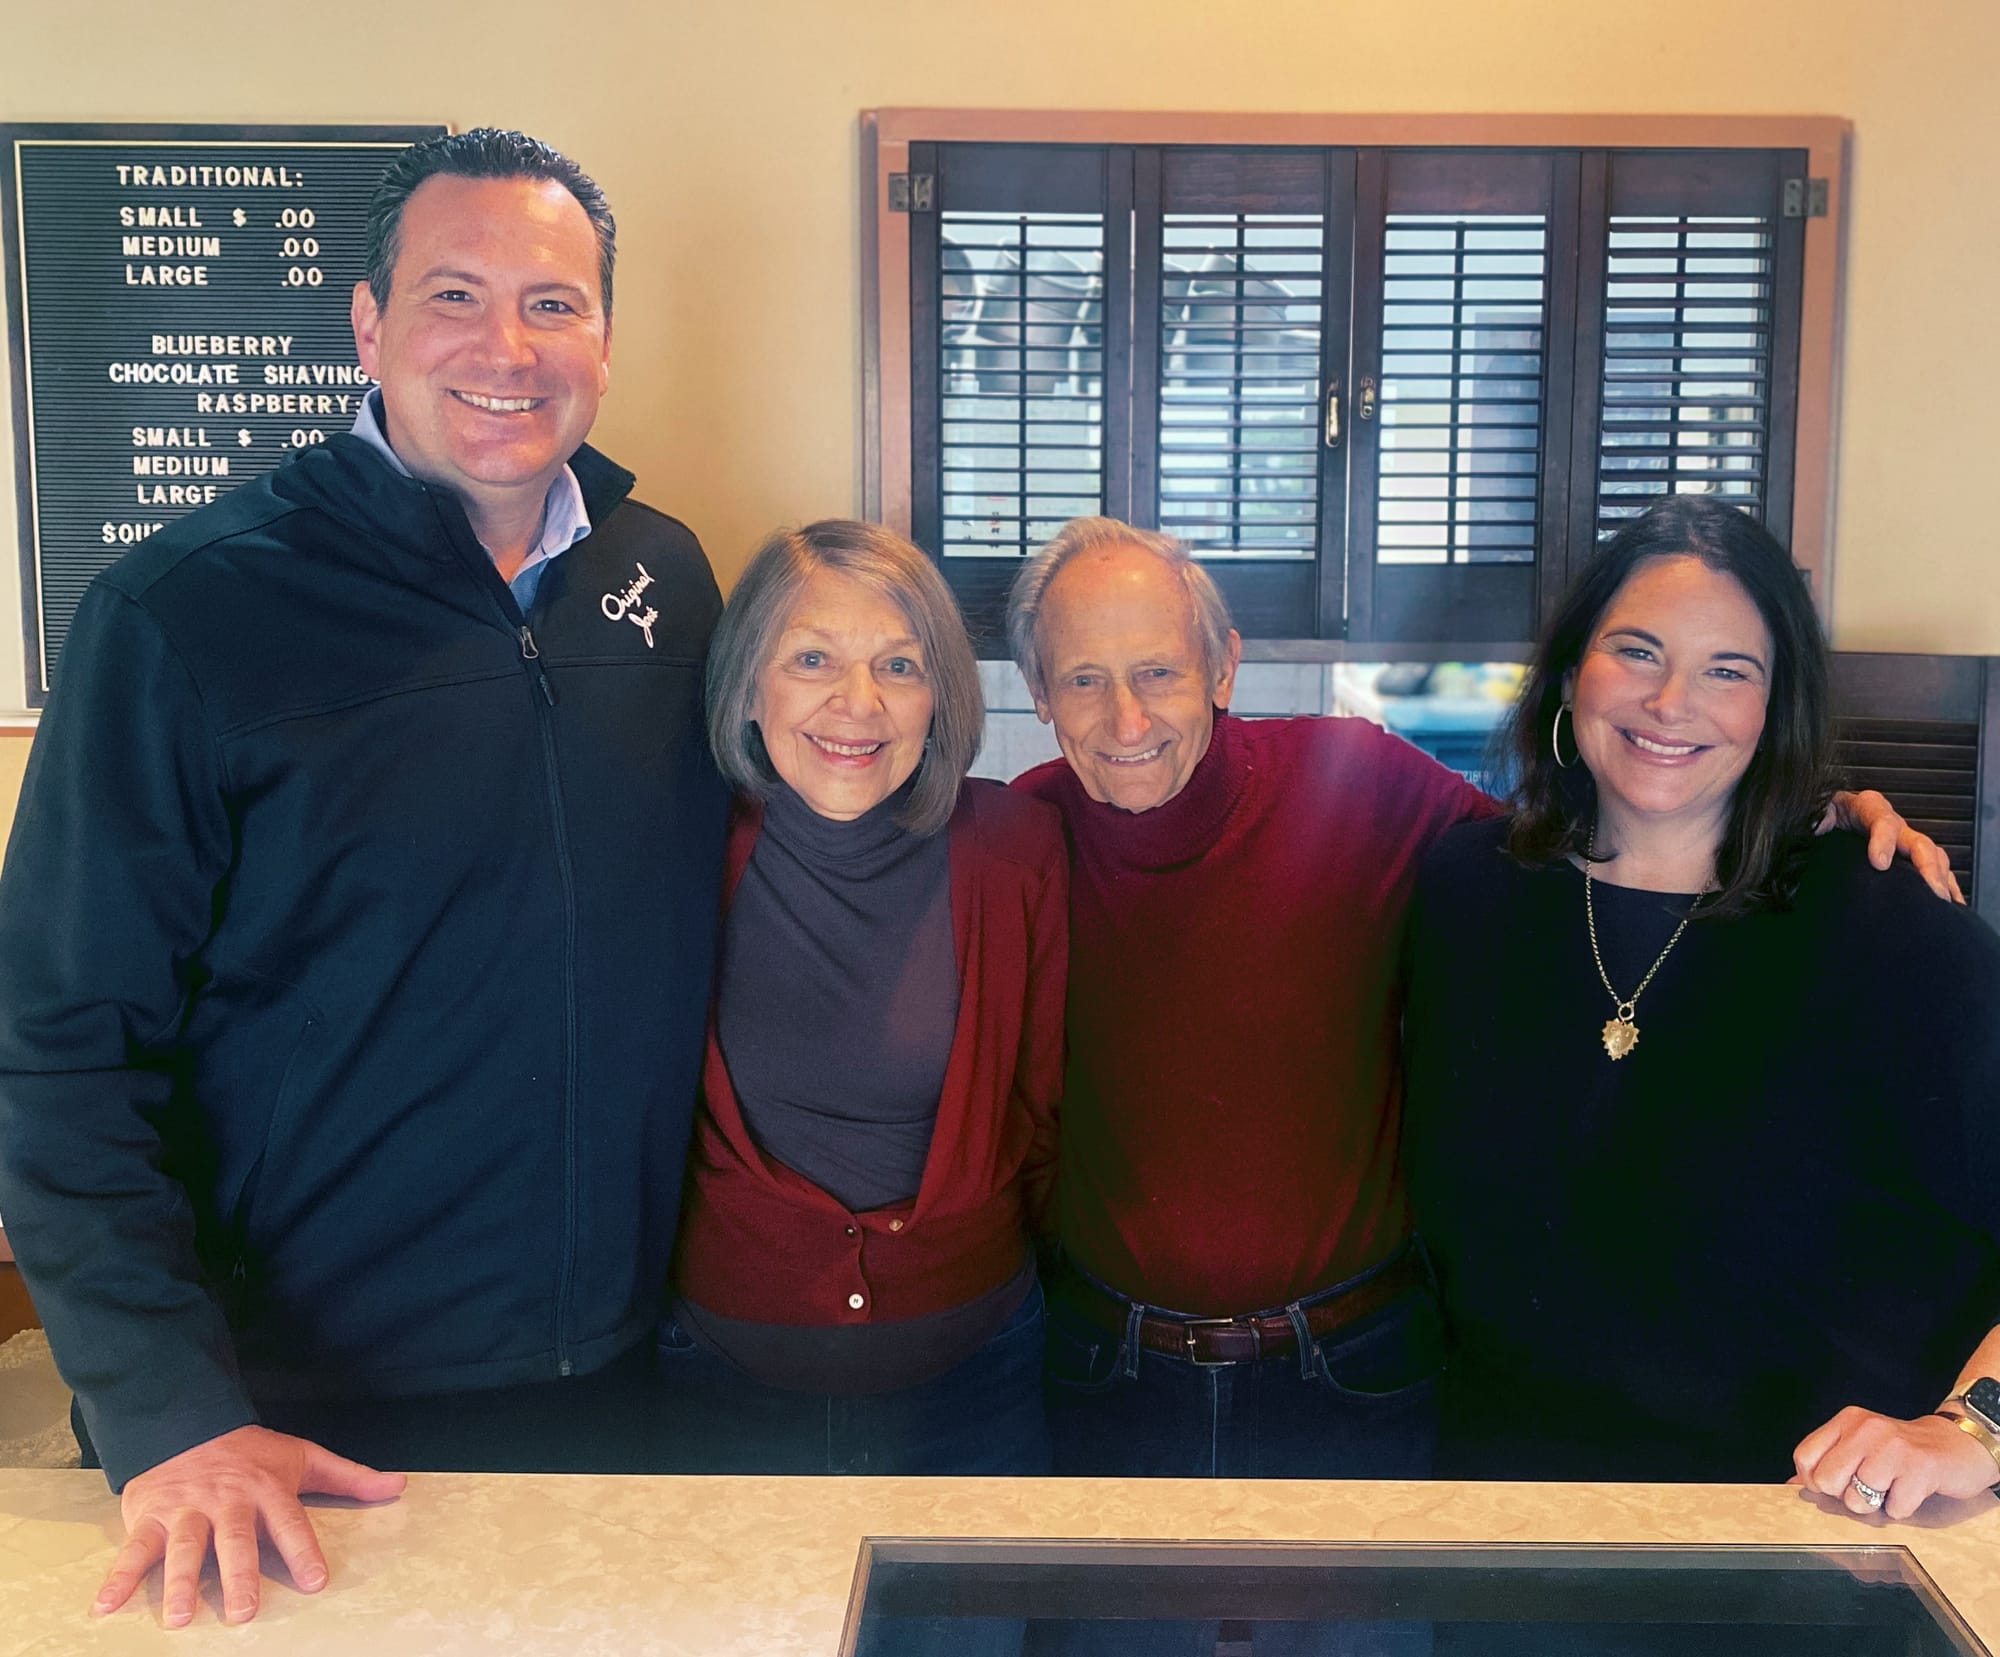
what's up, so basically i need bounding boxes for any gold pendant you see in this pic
[1601,1017,1639,1061]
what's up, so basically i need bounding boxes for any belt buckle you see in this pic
[1180,1316,1258,1366]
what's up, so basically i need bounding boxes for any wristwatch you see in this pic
[1936,1377,2000,1495]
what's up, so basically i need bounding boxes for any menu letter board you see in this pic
[3,124,446,706]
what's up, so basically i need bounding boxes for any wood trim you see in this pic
[863,110,1851,613]
[1790,127,1848,607]
[0,1263,37,1341]
[1342,148,1387,644]
[1102,147,1136,524]
[1128,148,1162,530]
[1980,658,2000,931]
[865,118,914,536]
[1562,150,1611,611]
[867,111,1851,150]
[859,116,883,524]
[1536,150,1582,634]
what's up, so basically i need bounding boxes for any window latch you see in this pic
[1324,378,1342,448]
[1358,375,1378,422]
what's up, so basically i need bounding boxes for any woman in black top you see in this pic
[1403,496,2000,1517]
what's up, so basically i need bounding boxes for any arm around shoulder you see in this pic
[988,787,1069,1236]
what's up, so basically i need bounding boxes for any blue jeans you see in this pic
[1043,1251,1443,1480]
[654,1279,1051,1475]
[1034,1256,1440,1656]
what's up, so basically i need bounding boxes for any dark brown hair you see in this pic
[363,129,616,314]
[1501,496,1834,917]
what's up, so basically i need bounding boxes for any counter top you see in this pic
[1,1470,1995,1655]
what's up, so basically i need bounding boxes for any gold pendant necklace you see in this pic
[1583,830,1705,1061]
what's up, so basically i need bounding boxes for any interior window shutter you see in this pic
[1571,148,1808,569]
[911,143,1129,647]
[1134,148,1354,638]
[1347,150,1580,647]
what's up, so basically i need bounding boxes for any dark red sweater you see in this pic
[1013,712,1493,1315]
[673,780,1068,1324]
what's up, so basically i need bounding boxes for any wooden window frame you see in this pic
[862,111,1850,661]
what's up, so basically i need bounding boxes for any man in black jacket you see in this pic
[0,130,728,1625]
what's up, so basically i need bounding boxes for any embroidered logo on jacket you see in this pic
[601,563,658,649]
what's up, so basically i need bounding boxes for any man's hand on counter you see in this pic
[93,1424,407,1627]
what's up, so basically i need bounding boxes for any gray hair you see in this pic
[707,520,982,838]
[1006,517,1234,700]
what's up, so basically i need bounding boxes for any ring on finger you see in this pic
[1850,1475,1886,1510]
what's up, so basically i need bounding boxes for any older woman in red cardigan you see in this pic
[657,519,1066,1474]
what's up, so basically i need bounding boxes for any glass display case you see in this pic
[847,1539,1989,1656]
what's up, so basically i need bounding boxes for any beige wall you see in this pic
[2,0,1997,830]
[0,735,26,864]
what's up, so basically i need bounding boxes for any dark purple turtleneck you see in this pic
[714,777,957,1212]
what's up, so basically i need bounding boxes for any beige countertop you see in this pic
[0,1469,1995,1655]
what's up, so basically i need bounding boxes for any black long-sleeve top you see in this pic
[1404,818,2000,1483]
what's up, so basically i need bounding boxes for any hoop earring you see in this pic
[1551,702,1577,770]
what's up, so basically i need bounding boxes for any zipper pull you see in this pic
[519,626,557,706]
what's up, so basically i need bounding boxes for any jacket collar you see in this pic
[270,434,636,565]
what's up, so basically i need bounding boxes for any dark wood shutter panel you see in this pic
[938,209,1107,556]
[1591,150,1805,541]
[1349,150,1576,646]
[1828,652,1999,924]
[903,141,1814,656]
[1834,716,1980,885]
[915,144,1127,646]
[1156,209,1324,556]
[1375,213,1549,566]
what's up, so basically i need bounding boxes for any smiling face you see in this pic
[350,173,610,519]
[1031,542,1240,813]
[751,568,937,821]
[1570,553,1773,853]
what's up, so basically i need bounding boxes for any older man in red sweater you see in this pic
[1007,518,1481,1479]
[1007,516,1946,1481]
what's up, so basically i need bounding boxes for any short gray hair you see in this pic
[1006,516,1234,700]
[707,520,982,838]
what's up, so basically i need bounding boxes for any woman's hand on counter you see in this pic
[1793,1406,1997,1519]
[93,1424,406,1626]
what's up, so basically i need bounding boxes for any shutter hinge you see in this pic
[1781,177,1829,219]
[888,172,935,214]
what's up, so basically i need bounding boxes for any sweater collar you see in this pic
[1067,709,1252,872]
[759,774,921,872]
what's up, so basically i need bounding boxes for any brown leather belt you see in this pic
[1056,1247,1429,1366]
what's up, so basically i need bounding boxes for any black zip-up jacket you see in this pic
[0,436,728,1488]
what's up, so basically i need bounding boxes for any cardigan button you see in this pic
[844,1225,857,1238]
[888,1219,904,1232]
[847,1292,865,1310]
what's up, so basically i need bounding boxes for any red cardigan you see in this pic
[672,780,1067,1325]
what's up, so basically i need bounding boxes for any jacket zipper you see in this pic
[429,494,582,1377]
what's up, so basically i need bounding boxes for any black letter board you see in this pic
[2,123,446,706]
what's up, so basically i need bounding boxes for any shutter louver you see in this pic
[1598,215,1774,532]
[1834,716,1981,896]
[1157,214,1323,557]
[938,212,1105,559]
[1376,215,1548,566]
